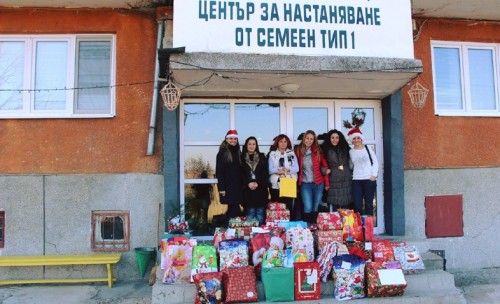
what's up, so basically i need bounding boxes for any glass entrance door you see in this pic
[286,100,384,234]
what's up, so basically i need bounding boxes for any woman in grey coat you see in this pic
[321,129,353,210]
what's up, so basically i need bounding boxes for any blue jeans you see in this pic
[247,207,265,226]
[300,182,324,213]
[352,179,377,216]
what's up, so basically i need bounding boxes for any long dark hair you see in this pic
[219,138,241,163]
[241,136,261,157]
[321,129,350,156]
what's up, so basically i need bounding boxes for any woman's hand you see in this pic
[370,176,377,181]
[248,182,258,190]
[219,191,226,196]
[338,165,344,171]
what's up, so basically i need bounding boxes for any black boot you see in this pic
[303,212,311,224]
[311,212,318,224]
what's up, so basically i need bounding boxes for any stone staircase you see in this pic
[153,240,466,304]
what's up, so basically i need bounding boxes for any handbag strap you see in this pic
[365,145,373,166]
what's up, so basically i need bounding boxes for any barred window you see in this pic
[91,211,129,252]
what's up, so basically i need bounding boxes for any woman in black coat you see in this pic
[321,129,353,210]
[216,130,244,220]
[241,136,269,225]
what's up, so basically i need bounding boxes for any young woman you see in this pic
[216,129,244,220]
[321,129,353,211]
[241,136,269,225]
[348,127,379,216]
[268,134,299,215]
[294,130,330,224]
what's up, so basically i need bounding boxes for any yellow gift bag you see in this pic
[279,176,297,198]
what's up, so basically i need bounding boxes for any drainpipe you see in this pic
[147,19,165,156]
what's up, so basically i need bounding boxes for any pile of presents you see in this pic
[162,202,425,303]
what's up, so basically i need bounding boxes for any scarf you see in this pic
[245,152,259,173]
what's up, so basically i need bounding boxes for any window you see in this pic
[182,101,280,235]
[0,211,4,248]
[432,41,499,116]
[0,35,116,118]
[91,211,129,252]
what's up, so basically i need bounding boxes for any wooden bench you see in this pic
[0,253,122,288]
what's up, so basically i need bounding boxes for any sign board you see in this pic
[173,0,414,59]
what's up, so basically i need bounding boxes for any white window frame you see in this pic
[431,40,500,117]
[0,34,116,119]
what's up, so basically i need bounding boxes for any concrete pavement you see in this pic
[1,267,499,303]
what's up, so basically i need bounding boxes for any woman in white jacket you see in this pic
[268,134,299,214]
[348,127,378,216]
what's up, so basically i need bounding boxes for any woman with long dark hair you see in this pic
[321,129,353,211]
[241,136,269,225]
[216,129,244,220]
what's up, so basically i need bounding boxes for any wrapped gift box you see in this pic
[316,230,343,250]
[266,209,290,222]
[193,271,224,304]
[285,227,315,262]
[392,245,425,274]
[219,239,249,269]
[366,261,407,298]
[317,212,343,230]
[267,202,287,211]
[332,254,366,300]
[223,266,258,303]
[346,241,374,261]
[212,227,237,250]
[229,217,260,228]
[294,261,321,301]
[372,240,395,263]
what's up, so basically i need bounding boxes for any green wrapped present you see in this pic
[261,267,294,301]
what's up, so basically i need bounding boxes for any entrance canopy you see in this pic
[170,52,422,99]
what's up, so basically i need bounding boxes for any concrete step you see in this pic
[153,269,464,304]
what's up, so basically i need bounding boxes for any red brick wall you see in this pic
[402,18,500,169]
[0,8,162,173]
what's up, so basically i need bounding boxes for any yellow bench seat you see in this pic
[0,253,122,288]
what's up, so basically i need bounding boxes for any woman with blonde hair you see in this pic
[294,130,330,223]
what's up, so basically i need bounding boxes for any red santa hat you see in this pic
[225,129,239,138]
[347,127,364,142]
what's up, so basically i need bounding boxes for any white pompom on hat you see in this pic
[348,127,364,142]
[225,129,239,138]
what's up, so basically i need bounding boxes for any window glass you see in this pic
[469,49,496,110]
[341,107,375,140]
[0,41,24,110]
[235,103,280,141]
[292,108,328,141]
[77,41,111,111]
[34,41,68,110]
[434,47,463,110]
[184,183,217,236]
[184,145,218,179]
[184,103,229,141]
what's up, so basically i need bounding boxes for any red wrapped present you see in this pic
[167,215,189,233]
[366,261,407,298]
[212,227,237,250]
[317,212,343,230]
[266,209,290,222]
[363,216,374,242]
[316,230,343,251]
[372,240,395,263]
[267,202,287,211]
[346,241,373,261]
[223,266,258,303]
[235,227,252,241]
[193,271,224,304]
[339,210,363,242]
[294,262,321,301]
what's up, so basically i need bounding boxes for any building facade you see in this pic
[0,0,499,283]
